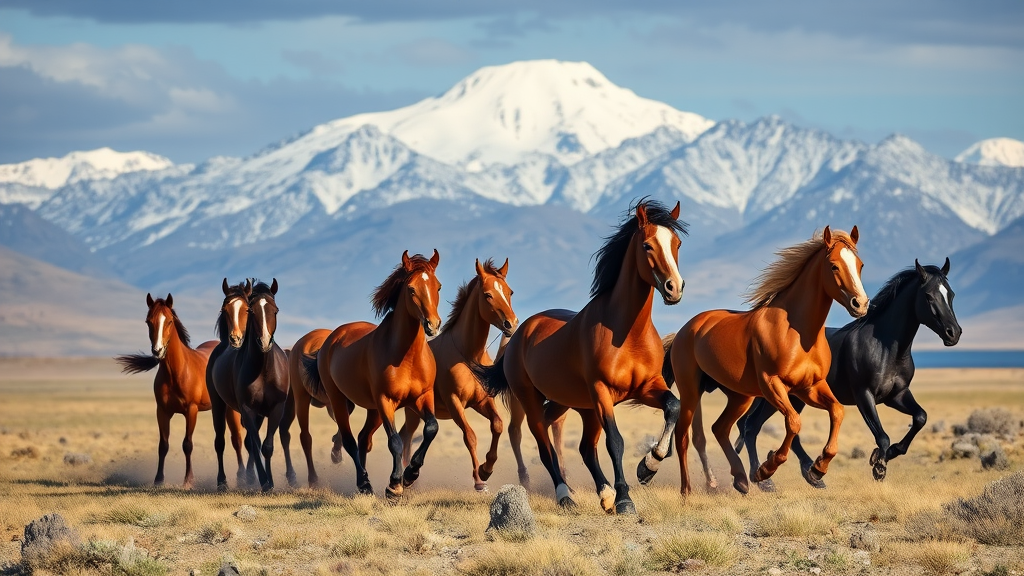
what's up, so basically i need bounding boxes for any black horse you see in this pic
[208,279,294,491]
[733,259,962,489]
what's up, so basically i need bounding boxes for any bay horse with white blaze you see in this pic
[667,226,869,496]
[301,251,443,501]
[477,200,686,514]
[115,293,247,488]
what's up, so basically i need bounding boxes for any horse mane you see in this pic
[371,255,437,318]
[442,259,502,333]
[858,264,942,323]
[151,298,190,347]
[249,279,275,301]
[591,198,689,298]
[215,281,250,340]
[743,229,857,309]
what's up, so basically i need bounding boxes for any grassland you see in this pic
[0,358,1022,575]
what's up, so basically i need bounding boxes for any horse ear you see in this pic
[475,258,486,278]
[165,294,173,308]
[430,249,440,268]
[244,279,252,296]
[222,278,230,295]
[270,278,278,295]
[941,257,951,276]
[498,258,509,277]
[850,225,860,244]
[636,203,648,229]
[146,293,155,308]
[915,259,928,281]
[402,250,413,271]
[823,226,833,247]
[670,201,681,220]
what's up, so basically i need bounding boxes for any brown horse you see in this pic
[668,227,869,496]
[398,258,518,492]
[477,200,686,514]
[115,293,247,489]
[301,251,442,500]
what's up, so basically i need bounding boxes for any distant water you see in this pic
[914,350,1024,368]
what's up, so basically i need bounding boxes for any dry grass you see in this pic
[459,539,598,576]
[648,530,738,569]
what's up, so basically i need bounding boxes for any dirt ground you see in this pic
[0,358,1021,575]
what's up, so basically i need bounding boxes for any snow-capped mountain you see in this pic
[955,137,1024,168]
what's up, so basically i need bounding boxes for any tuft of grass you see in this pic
[197,520,233,544]
[331,527,385,559]
[749,500,836,537]
[943,470,1024,545]
[608,549,648,576]
[460,539,598,576]
[81,538,169,576]
[913,540,973,575]
[648,531,738,570]
[101,500,166,527]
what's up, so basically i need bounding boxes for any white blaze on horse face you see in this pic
[839,247,866,300]
[259,298,270,348]
[654,226,682,289]
[154,314,166,351]
[493,280,510,308]
[230,298,245,335]
[938,284,952,312]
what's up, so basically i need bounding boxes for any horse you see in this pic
[115,293,248,489]
[208,279,292,491]
[301,250,442,501]
[732,259,962,489]
[476,199,686,514]
[397,258,518,492]
[667,226,869,496]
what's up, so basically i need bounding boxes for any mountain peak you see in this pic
[0,148,173,190]
[956,137,1024,168]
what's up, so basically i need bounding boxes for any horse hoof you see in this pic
[402,467,420,488]
[733,477,750,495]
[153,479,164,487]
[357,481,374,496]
[557,496,578,510]
[478,466,493,482]
[872,462,887,481]
[636,456,659,486]
[801,465,827,489]
[756,479,776,492]
[474,482,488,493]
[599,486,615,514]
[217,482,229,493]
[706,478,718,490]
[261,482,273,493]
[246,473,258,487]
[518,472,531,489]
[385,485,403,503]
[331,449,344,464]
[615,499,637,515]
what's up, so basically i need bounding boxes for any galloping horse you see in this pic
[115,293,247,488]
[398,258,518,491]
[301,251,442,501]
[477,200,686,514]
[667,227,869,496]
[733,259,961,488]
[208,279,291,491]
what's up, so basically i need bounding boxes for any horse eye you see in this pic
[485,293,493,300]
[831,264,839,272]
[643,243,653,251]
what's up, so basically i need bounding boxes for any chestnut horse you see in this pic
[115,293,247,488]
[398,258,518,491]
[667,227,869,496]
[208,279,291,491]
[477,200,686,514]
[301,251,442,501]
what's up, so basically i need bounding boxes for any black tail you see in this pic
[114,353,159,374]
[473,355,510,399]
[661,332,676,387]
[299,352,324,398]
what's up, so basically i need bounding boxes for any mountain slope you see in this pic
[956,137,1024,168]
[948,214,1024,316]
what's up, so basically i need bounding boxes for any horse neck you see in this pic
[770,249,833,338]
[240,315,269,369]
[446,287,491,362]
[863,280,921,357]
[162,325,189,375]
[379,297,427,355]
[604,237,655,333]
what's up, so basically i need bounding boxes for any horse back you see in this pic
[682,309,761,396]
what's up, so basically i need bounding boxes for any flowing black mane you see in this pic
[216,281,250,341]
[442,259,502,333]
[859,265,942,323]
[371,255,436,318]
[590,198,688,298]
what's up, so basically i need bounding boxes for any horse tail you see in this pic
[114,353,159,374]
[661,331,677,387]
[473,355,510,400]
[299,352,324,399]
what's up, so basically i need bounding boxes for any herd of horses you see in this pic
[116,199,962,514]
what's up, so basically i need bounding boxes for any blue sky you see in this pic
[1,1,1021,163]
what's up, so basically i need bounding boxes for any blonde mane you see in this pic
[742,229,856,308]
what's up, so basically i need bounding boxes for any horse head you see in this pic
[635,201,684,305]
[145,292,175,359]
[475,258,518,337]
[915,258,961,346]
[221,278,252,349]
[249,278,280,353]
[402,250,442,338]
[822,226,869,318]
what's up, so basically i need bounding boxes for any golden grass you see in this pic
[458,539,598,576]
[648,530,738,569]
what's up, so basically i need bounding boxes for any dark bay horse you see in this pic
[301,251,443,501]
[208,279,292,491]
[399,258,518,491]
[733,259,962,488]
[116,293,247,488]
[667,227,869,496]
[477,200,686,514]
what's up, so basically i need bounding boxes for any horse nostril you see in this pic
[503,320,513,330]
[665,280,674,293]
[852,297,861,309]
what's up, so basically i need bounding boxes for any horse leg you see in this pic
[520,386,574,508]
[592,388,634,515]
[576,409,615,513]
[182,404,199,489]
[474,398,504,484]
[791,381,844,484]
[752,376,802,483]
[375,401,406,502]
[323,384,370,493]
[710,390,754,494]
[224,409,250,487]
[278,391,298,487]
[672,361,702,497]
[739,398,777,491]
[403,393,439,490]
[507,393,531,488]
[260,403,286,492]
[691,399,719,489]
[210,397,230,490]
[447,394,486,491]
[882,388,928,467]
[358,410,382,469]
[154,407,172,487]
[292,383,320,487]
[544,402,571,481]
[240,406,269,491]
[399,408,420,468]
[851,385,891,480]
[634,386,680,487]
[783,397,820,488]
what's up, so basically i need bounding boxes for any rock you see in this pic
[809,568,821,575]
[852,550,872,566]
[217,561,240,576]
[952,423,968,436]
[63,452,92,466]
[21,513,80,567]
[850,523,880,552]
[951,441,980,459]
[675,558,706,570]
[980,445,1009,470]
[235,505,257,522]
[486,484,536,537]
[851,446,866,459]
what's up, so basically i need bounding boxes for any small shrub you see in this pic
[63,452,92,466]
[10,446,39,459]
[648,531,737,570]
[943,470,1024,545]
[103,501,165,527]
[198,520,233,544]
[749,501,835,537]
[82,538,169,576]
[913,540,972,575]
[966,408,1020,437]
[331,528,382,558]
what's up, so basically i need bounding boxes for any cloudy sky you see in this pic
[1,1,1021,164]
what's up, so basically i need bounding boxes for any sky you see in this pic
[0,1,1021,164]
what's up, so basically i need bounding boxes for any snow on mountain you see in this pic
[956,137,1024,168]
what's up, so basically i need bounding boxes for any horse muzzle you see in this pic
[659,278,684,305]
[151,347,166,360]
[845,294,869,318]
[500,317,518,338]
[942,325,962,347]
[228,335,244,349]
[423,320,441,338]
